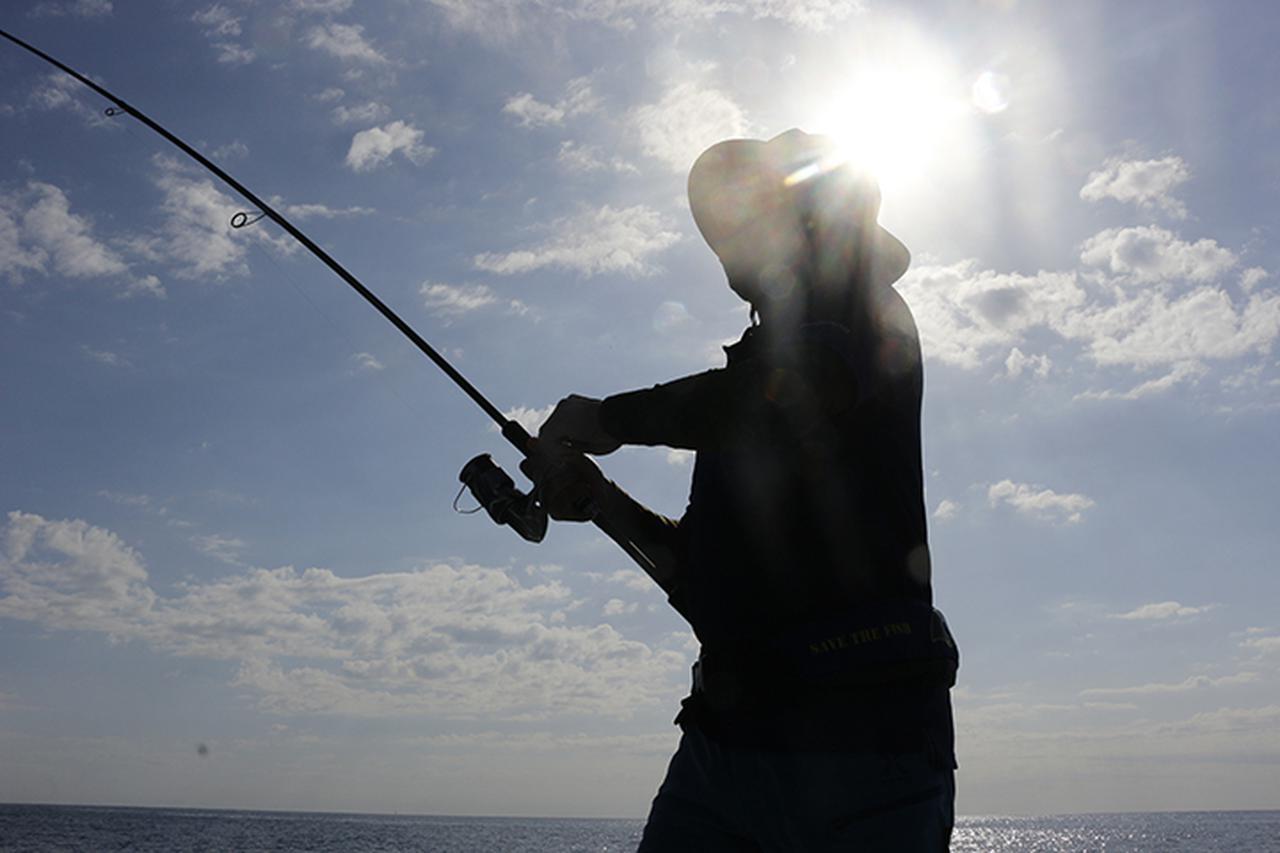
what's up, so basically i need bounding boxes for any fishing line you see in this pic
[0,26,658,575]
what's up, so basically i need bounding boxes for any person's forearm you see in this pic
[594,478,682,594]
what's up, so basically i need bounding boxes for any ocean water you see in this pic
[1,804,1278,851]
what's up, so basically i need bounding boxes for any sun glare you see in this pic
[802,41,979,196]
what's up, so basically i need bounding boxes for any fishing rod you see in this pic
[0,26,655,573]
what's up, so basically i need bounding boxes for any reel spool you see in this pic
[458,454,548,543]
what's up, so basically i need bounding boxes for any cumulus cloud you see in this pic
[137,155,294,279]
[345,121,435,172]
[1081,156,1191,218]
[1079,226,1236,285]
[419,281,529,320]
[898,237,1280,395]
[897,262,1085,369]
[556,140,636,174]
[987,479,1095,525]
[1005,347,1051,379]
[305,23,389,64]
[933,499,961,521]
[192,4,242,37]
[21,182,129,279]
[629,82,750,172]
[192,534,249,565]
[503,77,598,128]
[474,205,680,277]
[502,404,555,434]
[895,156,1280,394]
[331,101,392,125]
[0,181,160,296]
[1109,601,1215,621]
[28,73,113,126]
[0,511,686,719]
[192,4,256,65]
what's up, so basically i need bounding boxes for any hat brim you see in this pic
[687,133,910,289]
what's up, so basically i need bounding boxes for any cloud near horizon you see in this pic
[0,511,684,720]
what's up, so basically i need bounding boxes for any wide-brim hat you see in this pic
[687,129,910,289]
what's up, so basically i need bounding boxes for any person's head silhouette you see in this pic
[688,129,909,326]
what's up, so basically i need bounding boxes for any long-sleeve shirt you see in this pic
[600,287,932,652]
[599,287,953,752]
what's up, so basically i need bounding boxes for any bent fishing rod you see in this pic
[0,27,655,574]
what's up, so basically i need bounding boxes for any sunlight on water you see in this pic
[2,805,1278,852]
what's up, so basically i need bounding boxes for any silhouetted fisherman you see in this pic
[524,129,958,851]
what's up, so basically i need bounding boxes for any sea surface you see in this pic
[1,804,1278,851]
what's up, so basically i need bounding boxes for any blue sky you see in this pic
[2,0,1279,818]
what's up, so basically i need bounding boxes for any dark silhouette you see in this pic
[525,129,957,851]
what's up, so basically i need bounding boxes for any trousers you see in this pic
[636,726,954,852]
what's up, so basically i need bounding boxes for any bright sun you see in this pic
[802,41,994,197]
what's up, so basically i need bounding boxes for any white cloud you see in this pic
[345,121,435,172]
[1005,347,1051,378]
[291,0,355,11]
[1080,672,1258,698]
[351,352,385,371]
[0,511,687,719]
[192,4,255,65]
[629,82,750,172]
[474,205,680,277]
[421,281,497,315]
[192,4,242,38]
[556,140,636,174]
[140,156,294,279]
[932,499,961,521]
[898,242,1280,389]
[1240,267,1268,292]
[22,182,128,279]
[987,479,1095,525]
[1068,288,1280,370]
[213,42,257,66]
[502,404,555,434]
[1109,601,1215,621]
[1079,226,1236,285]
[1241,634,1280,656]
[305,23,389,64]
[897,262,1086,369]
[503,77,598,128]
[331,101,392,125]
[81,345,130,368]
[192,534,248,565]
[0,181,160,296]
[28,73,112,126]
[213,140,250,160]
[0,511,156,637]
[29,0,112,17]
[603,598,638,616]
[652,300,694,334]
[1075,362,1206,401]
[1081,156,1191,218]
[606,569,653,592]
[273,199,374,220]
